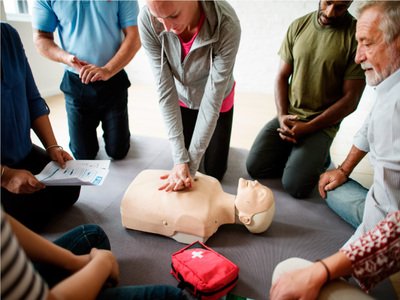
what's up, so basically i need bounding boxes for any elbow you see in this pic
[275,73,289,84]
[127,36,142,61]
[33,33,47,57]
[341,100,358,118]
[32,32,41,52]
[343,90,365,117]
[135,39,142,55]
[349,103,358,115]
[32,30,55,58]
[349,93,364,113]
[275,71,291,88]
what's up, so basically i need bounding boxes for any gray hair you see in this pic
[357,1,400,44]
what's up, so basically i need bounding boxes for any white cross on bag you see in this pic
[191,250,204,259]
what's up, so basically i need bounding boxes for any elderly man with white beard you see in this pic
[318,0,400,239]
[269,1,400,299]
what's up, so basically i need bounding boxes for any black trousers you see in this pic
[181,106,233,181]
[60,70,131,160]
[1,145,80,230]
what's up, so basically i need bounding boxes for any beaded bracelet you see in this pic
[46,144,63,151]
[316,259,331,284]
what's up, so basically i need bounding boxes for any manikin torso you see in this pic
[121,170,275,243]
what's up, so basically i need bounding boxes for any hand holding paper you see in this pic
[35,160,110,186]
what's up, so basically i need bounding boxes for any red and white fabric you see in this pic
[340,210,400,291]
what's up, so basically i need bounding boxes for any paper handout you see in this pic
[35,160,110,186]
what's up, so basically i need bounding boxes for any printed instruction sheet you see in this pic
[35,160,110,186]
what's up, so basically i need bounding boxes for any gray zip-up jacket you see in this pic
[138,0,241,176]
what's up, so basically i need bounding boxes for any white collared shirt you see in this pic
[348,68,400,244]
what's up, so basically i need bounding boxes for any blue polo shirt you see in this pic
[31,0,139,73]
[1,23,50,165]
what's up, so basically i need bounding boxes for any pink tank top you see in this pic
[178,12,235,113]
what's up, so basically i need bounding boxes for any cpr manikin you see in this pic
[121,170,275,244]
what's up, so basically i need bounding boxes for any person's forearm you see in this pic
[319,252,353,281]
[300,252,353,294]
[103,26,141,77]
[306,96,361,131]
[306,79,365,132]
[32,115,58,149]
[49,254,112,300]
[338,145,367,177]
[274,76,289,117]
[274,60,292,118]
[33,30,71,65]
[1,164,9,188]
[270,252,353,300]
[6,214,78,269]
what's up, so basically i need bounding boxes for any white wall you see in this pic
[3,0,335,96]
[127,0,320,94]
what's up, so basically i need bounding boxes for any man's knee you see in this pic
[246,153,277,179]
[105,142,130,160]
[50,185,80,212]
[204,163,227,181]
[246,154,261,178]
[325,186,364,229]
[70,142,99,160]
[282,175,316,199]
[63,186,81,207]
[80,224,111,250]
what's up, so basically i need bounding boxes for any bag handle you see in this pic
[182,240,212,252]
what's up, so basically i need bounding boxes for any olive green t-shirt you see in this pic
[278,11,365,138]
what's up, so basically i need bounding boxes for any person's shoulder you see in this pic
[346,12,358,30]
[32,0,51,9]
[138,5,148,18]
[1,22,20,42]
[1,22,17,35]
[289,11,315,28]
[138,5,164,35]
[208,0,239,21]
[336,12,358,38]
[284,11,315,38]
[213,0,235,12]
[138,5,152,26]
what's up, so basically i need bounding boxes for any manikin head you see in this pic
[355,1,400,86]
[235,178,275,234]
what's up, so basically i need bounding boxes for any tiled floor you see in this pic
[37,82,373,188]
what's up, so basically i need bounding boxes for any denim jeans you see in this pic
[35,224,111,287]
[246,117,333,198]
[35,225,184,299]
[61,70,131,160]
[97,285,186,300]
[325,178,368,228]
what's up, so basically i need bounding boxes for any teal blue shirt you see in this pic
[32,0,139,73]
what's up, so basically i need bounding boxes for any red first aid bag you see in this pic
[170,241,239,300]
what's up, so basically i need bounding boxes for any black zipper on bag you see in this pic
[195,275,239,297]
[171,263,239,298]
